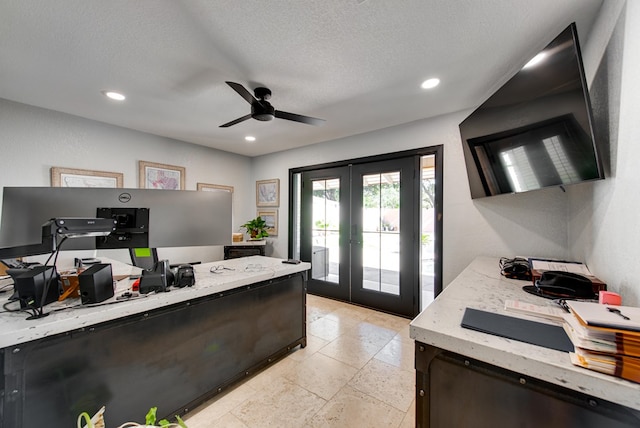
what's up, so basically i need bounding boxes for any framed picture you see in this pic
[51,167,123,188]
[139,161,185,190]
[197,183,234,193]
[258,210,278,236]
[256,178,280,207]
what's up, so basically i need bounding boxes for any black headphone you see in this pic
[499,257,532,281]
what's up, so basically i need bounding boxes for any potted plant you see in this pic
[77,406,187,428]
[240,216,269,240]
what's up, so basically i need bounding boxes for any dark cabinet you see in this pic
[414,342,640,428]
[224,244,265,259]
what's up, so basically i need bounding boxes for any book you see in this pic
[567,301,640,333]
[562,313,640,357]
[570,347,640,383]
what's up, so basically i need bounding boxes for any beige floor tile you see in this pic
[307,294,344,311]
[284,352,358,400]
[325,305,372,322]
[308,385,405,428]
[349,359,415,412]
[244,356,299,392]
[351,321,398,346]
[399,399,416,428]
[308,316,358,341]
[318,334,383,369]
[287,334,329,362]
[393,324,413,343]
[364,311,411,332]
[374,337,415,371]
[209,412,250,428]
[231,377,326,428]
[184,383,256,425]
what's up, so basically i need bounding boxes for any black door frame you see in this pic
[289,146,444,316]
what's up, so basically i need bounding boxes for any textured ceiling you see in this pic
[0,0,603,157]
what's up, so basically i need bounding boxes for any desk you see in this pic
[410,257,640,427]
[0,256,310,427]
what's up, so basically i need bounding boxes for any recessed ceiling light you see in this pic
[245,136,256,142]
[421,78,440,89]
[101,90,126,101]
[523,53,546,69]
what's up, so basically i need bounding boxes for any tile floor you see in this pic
[184,294,416,428]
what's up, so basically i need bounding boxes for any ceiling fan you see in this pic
[220,81,325,128]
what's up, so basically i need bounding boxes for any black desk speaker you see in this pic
[14,265,60,309]
[79,263,114,304]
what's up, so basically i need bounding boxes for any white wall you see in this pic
[252,112,570,286]
[569,1,640,306]
[0,99,253,265]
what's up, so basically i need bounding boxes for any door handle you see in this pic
[351,224,362,245]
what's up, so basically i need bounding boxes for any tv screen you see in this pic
[459,23,603,199]
[0,187,232,257]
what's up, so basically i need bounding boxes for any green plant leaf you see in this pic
[146,406,158,425]
[176,415,188,428]
[159,418,171,426]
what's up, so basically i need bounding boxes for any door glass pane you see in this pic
[362,172,400,295]
[312,179,340,284]
[292,173,301,260]
[421,155,436,308]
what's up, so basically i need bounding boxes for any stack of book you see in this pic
[563,301,640,383]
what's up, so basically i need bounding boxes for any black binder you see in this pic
[461,307,573,353]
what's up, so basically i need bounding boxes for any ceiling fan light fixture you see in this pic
[101,90,126,101]
[421,78,440,90]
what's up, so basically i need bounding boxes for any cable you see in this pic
[24,236,68,320]
[499,257,532,281]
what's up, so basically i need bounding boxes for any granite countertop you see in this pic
[410,256,640,411]
[0,256,310,349]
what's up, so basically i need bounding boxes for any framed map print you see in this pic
[139,161,185,190]
[51,167,123,188]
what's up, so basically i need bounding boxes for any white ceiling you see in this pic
[0,0,603,157]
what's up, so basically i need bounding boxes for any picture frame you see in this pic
[139,161,185,190]
[256,178,280,207]
[197,183,234,193]
[51,167,124,188]
[257,210,278,236]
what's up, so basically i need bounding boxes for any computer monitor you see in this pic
[0,187,232,257]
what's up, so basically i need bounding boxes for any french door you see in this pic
[299,157,420,317]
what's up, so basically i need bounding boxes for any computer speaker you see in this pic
[78,263,114,304]
[14,265,60,309]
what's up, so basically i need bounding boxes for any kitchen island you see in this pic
[0,256,309,427]
[410,256,640,427]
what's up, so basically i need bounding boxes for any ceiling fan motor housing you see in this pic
[252,100,275,121]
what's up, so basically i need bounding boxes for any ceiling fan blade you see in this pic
[275,110,325,126]
[219,114,252,128]
[225,81,256,104]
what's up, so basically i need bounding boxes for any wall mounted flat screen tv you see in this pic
[459,23,603,199]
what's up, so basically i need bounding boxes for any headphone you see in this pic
[499,257,532,281]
